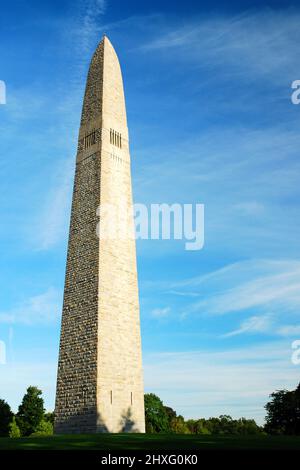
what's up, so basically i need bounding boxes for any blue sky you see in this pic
[1,0,300,424]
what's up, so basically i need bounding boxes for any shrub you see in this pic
[9,417,21,438]
[30,419,53,437]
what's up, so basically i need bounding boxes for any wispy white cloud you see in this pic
[139,10,300,85]
[151,306,171,318]
[144,258,300,339]
[183,259,300,316]
[0,288,62,325]
[30,0,106,251]
[233,201,265,216]
[222,314,273,337]
[1,1,108,252]
[135,125,300,260]
[276,325,300,337]
[63,0,107,97]
[223,316,300,339]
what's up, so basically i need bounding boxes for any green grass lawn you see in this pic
[0,434,300,450]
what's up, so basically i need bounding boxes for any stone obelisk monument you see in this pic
[54,36,145,433]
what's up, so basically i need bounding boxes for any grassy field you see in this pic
[0,434,299,450]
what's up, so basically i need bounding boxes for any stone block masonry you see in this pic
[54,36,145,433]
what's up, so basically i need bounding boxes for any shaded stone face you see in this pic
[54,37,145,434]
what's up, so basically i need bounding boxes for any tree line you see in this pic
[145,381,300,435]
[144,393,263,435]
[1,381,299,437]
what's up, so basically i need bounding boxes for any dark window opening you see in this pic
[110,128,122,148]
[84,129,96,149]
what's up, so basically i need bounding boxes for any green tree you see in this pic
[144,393,170,433]
[236,417,262,435]
[265,383,300,435]
[164,405,177,433]
[205,417,223,434]
[9,417,21,438]
[186,419,211,435]
[30,419,53,437]
[219,415,237,434]
[44,411,55,426]
[17,386,45,436]
[164,406,177,425]
[0,399,13,436]
[186,416,261,435]
[170,415,190,434]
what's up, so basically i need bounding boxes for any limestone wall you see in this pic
[54,37,145,434]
